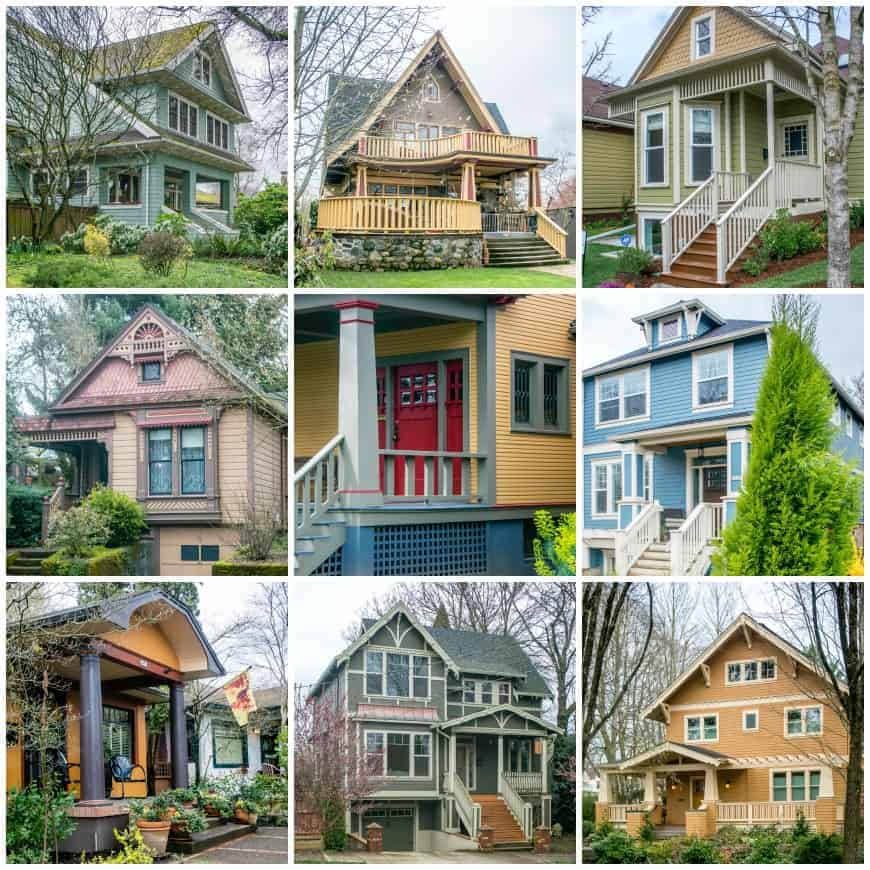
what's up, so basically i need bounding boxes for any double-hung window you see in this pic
[148,429,172,495]
[693,345,732,409]
[692,13,714,59]
[193,51,211,87]
[207,114,229,150]
[480,682,493,704]
[591,459,622,518]
[498,682,511,704]
[366,651,384,695]
[386,653,409,697]
[169,94,198,138]
[743,710,759,732]
[786,705,822,737]
[643,110,667,185]
[685,714,718,742]
[689,107,715,184]
[181,427,205,494]
[386,733,410,776]
[596,366,650,425]
[463,680,476,702]
[413,656,429,698]
[511,353,570,434]
[365,732,385,775]
[413,735,431,776]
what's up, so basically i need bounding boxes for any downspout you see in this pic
[134,145,151,226]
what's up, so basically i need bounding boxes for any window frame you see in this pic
[770,768,822,802]
[364,729,432,779]
[206,112,230,151]
[193,50,212,87]
[778,114,811,161]
[412,655,429,699]
[364,649,430,699]
[422,77,440,103]
[106,169,142,206]
[691,11,715,61]
[832,401,842,426]
[169,91,199,139]
[595,365,651,427]
[147,428,173,496]
[590,458,622,519]
[725,657,777,685]
[684,712,719,744]
[641,108,669,187]
[641,215,664,256]
[685,104,719,186]
[212,718,248,768]
[366,650,385,696]
[692,343,734,411]
[180,426,206,495]
[510,352,570,435]
[742,709,759,732]
[141,360,162,383]
[658,315,682,345]
[784,704,823,738]
[498,682,511,705]
[102,704,134,760]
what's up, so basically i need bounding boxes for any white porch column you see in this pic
[724,427,750,526]
[335,300,383,508]
[739,91,747,174]
[704,766,719,802]
[599,771,611,803]
[724,92,732,173]
[498,736,504,793]
[672,85,681,203]
[644,770,657,805]
[449,733,457,778]
[765,73,776,212]
[541,737,548,793]
[819,765,835,798]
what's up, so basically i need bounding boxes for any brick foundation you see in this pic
[478,825,494,851]
[534,825,551,853]
[366,822,383,853]
[625,810,647,838]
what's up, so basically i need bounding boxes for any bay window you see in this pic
[148,429,172,495]
[181,427,205,494]
[591,459,622,518]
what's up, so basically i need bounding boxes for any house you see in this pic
[307,603,562,852]
[581,77,634,219]
[582,298,863,575]
[6,19,255,236]
[314,31,568,270]
[294,293,576,576]
[14,303,288,576]
[594,613,851,838]
[598,6,864,286]
[5,589,224,853]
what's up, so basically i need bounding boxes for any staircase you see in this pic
[626,542,671,576]
[485,234,566,268]
[474,795,530,848]
[8,548,55,576]
[168,818,256,855]
[295,516,346,575]
[188,207,240,239]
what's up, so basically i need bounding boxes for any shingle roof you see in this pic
[189,685,286,710]
[96,22,213,75]
[666,741,730,761]
[484,102,510,135]
[583,76,632,122]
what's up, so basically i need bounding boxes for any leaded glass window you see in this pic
[514,360,532,423]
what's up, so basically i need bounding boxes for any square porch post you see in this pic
[335,300,383,508]
[79,651,105,803]
[169,682,189,789]
[354,164,368,196]
[724,427,750,525]
[764,67,776,212]
[461,162,477,201]
[497,735,503,789]
[527,168,541,210]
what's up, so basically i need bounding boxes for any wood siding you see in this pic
[102,622,181,671]
[847,96,864,200]
[743,93,768,178]
[583,126,635,213]
[158,525,241,576]
[218,406,248,522]
[112,412,138,498]
[640,8,777,82]
[252,412,286,516]
[636,93,674,206]
[494,296,576,505]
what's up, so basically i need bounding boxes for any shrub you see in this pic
[43,242,63,255]
[742,245,770,277]
[678,837,721,863]
[591,830,647,863]
[791,832,843,863]
[138,231,192,276]
[83,485,148,547]
[105,221,148,255]
[155,210,190,237]
[235,182,289,237]
[759,210,822,261]
[7,784,77,864]
[7,235,39,254]
[850,199,863,229]
[264,223,289,274]
[791,810,810,840]
[532,510,576,575]
[32,259,110,288]
[7,482,50,546]
[295,231,335,286]
[745,830,785,863]
[41,552,90,575]
[321,799,346,851]
[644,840,678,863]
[84,825,154,864]
[616,246,656,277]
[85,546,131,576]
[582,820,595,841]
[582,791,596,823]
[84,225,110,259]
[211,561,287,575]
[46,503,110,556]
[638,813,655,843]
[598,279,626,287]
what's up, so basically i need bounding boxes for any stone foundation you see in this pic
[332,233,483,271]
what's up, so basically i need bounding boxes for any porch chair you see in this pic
[109,755,147,799]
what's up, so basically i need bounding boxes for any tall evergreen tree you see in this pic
[714,307,861,576]
[432,604,450,628]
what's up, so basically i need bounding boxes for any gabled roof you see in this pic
[325,31,502,166]
[642,613,849,723]
[631,298,724,328]
[613,741,731,770]
[440,703,562,734]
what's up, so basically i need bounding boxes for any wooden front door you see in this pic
[393,362,438,496]
[445,359,463,494]
[690,776,705,810]
[702,465,726,503]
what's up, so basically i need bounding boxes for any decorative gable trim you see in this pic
[441,703,562,734]
[616,740,730,770]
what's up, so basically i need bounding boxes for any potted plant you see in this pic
[169,806,207,837]
[234,798,260,825]
[166,786,198,808]
[203,794,232,820]
[127,799,172,856]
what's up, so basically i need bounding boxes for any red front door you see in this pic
[445,360,463,494]
[393,362,438,496]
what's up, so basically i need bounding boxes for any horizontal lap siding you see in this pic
[636,95,674,206]
[583,127,634,212]
[253,412,285,514]
[847,97,863,200]
[219,406,248,522]
[495,296,576,505]
[158,525,240,575]
[654,446,687,512]
[680,96,726,201]
[744,94,768,178]
[112,412,138,498]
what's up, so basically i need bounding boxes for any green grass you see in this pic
[313,266,575,288]
[7,252,287,288]
[747,242,863,287]
[582,243,620,287]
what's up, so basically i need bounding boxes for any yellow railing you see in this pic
[533,207,568,258]
[363,131,536,160]
[317,196,481,233]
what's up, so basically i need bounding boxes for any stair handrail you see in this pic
[499,772,534,840]
[295,434,344,539]
[773,159,824,209]
[614,500,662,576]
[532,207,568,259]
[451,772,481,839]
[715,166,774,282]
[41,476,68,543]
[670,501,722,575]
[661,173,717,273]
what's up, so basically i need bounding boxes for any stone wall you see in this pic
[332,233,483,271]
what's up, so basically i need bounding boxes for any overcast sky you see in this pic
[582,293,864,388]
[582,5,852,86]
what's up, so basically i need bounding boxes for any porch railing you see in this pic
[716,801,816,826]
[615,500,662,575]
[362,131,536,159]
[533,207,568,258]
[774,160,823,208]
[41,477,68,542]
[608,803,647,824]
[503,771,543,793]
[317,195,482,233]
[499,772,533,840]
[450,772,482,839]
[482,212,530,233]
[670,501,723,575]
[716,166,773,283]
[717,171,753,203]
[295,435,344,537]
[662,174,717,273]
[380,450,486,502]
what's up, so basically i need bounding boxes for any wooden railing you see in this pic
[670,502,724,575]
[774,160,823,208]
[717,801,816,826]
[500,773,533,840]
[717,171,753,203]
[533,207,568,258]
[608,803,646,823]
[503,771,543,793]
[362,131,535,159]
[295,435,344,538]
[42,477,69,543]
[380,450,485,502]
[451,773,482,839]
[482,212,530,233]
[615,501,662,575]
[716,167,773,282]
[662,174,717,273]
[317,196,481,233]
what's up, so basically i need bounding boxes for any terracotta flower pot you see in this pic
[235,808,258,825]
[136,819,171,856]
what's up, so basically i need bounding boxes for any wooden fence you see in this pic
[7,202,98,242]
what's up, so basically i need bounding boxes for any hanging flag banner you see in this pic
[223,670,257,726]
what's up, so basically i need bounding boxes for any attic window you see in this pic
[422,78,440,103]
[660,317,680,343]
[693,13,714,60]
[142,361,161,382]
[194,51,211,87]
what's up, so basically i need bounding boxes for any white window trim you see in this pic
[684,712,719,744]
[363,649,432,701]
[845,410,853,437]
[364,729,433,780]
[169,90,199,139]
[692,343,734,412]
[691,11,716,61]
[832,401,842,426]
[206,111,231,151]
[742,709,760,732]
[460,679,513,706]
[770,768,822,802]
[595,365,651,428]
[657,314,682,346]
[641,107,669,188]
[639,213,669,255]
[422,77,440,103]
[784,704,824,738]
[643,454,654,503]
[777,114,812,162]
[193,50,212,87]
[725,656,777,685]
[591,458,621,519]
[684,103,720,187]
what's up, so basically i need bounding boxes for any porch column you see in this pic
[79,651,105,802]
[449,733,456,778]
[724,428,750,525]
[335,300,383,508]
[672,86,681,203]
[541,737,548,793]
[724,92,732,173]
[461,162,476,201]
[497,736,503,785]
[527,167,541,210]
[354,164,368,197]
[644,770,657,805]
[598,771,611,803]
[169,682,189,789]
[818,765,835,798]
[739,91,747,174]
[765,74,776,211]
[704,766,719,802]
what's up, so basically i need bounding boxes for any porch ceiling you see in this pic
[52,656,170,701]
[296,308,462,343]
[611,415,753,448]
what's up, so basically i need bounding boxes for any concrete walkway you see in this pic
[184,827,288,864]
[342,850,575,864]
[524,263,577,279]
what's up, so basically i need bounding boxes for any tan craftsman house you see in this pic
[15,304,287,576]
[600,6,864,286]
[595,613,851,837]
[315,31,568,270]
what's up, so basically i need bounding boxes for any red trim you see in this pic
[138,418,211,428]
[334,299,379,311]
[492,502,576,509]
[340,318,375,326]
[338,488,382,494]
[98,640,185,682]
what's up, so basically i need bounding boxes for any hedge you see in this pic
[211,561,288,576]
[7,484,50,547]
[41,546,131,576]
[7,551,20,568]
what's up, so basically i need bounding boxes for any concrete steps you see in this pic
[485,236,565,268]
[168,820,256,855]
[8,548,55,576]
[294,518,346,575]
[627,542,671,577]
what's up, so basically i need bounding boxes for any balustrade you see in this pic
[380,450,485,502]
[317,196,481,233]
[295,435,344,537]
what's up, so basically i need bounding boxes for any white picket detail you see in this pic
[451,773,482,839]
[774,160,824,209]
[717,801,816,826]
[500,773,533,839]
[615,501,661,575]
[717,171,753,203]
[670,502,723,575]
[662,175,717,273]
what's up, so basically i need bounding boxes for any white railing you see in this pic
[380,450,485,502]
[608,97,634,118]
[500,773,533,839]
[774,160,823,209]
[717,801,816,826]
[717,171,753,203]
[680,62,765,99]
[482,212,529,233]
[295,435,344,538]
[615,501,662,575]
[715,167,773,283]
[670,502,724,575]
[662,175,717,273]
[451,773,482,839]
[772,66,813,100]
[608,803,646,824]
[503,771,542,793]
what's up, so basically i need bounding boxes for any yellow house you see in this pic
[294,293,576,575]
[595,613,851,837]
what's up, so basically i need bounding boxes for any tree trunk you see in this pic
[825,147,851,288]
[843,712,863,862]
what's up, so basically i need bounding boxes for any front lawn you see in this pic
[582,243,619,287]
[312,266,575,288]
[7,252,287,288]
[747,242,863,287]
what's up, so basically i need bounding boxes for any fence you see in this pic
[7,202,97,242]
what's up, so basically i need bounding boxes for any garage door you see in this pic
[364,808,414,851]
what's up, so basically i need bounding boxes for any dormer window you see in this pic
[142,361,161,382]
[422,78,440,102]
[194,51,211,87]
[659,316,680,343]
[692,13,714,60]
[845,409,853,437]
[499,682,511,704]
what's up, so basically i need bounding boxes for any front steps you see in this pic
[168,818,256,855]
[659,226,736,287]
[474,795,528,846]
[627,542,671,577]
[8,548,55,576]
[485,235,566,268]
[295,517,346,575]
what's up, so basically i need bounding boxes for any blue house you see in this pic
[583,299,863,576]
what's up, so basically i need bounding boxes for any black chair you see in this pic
[109,755,147,799]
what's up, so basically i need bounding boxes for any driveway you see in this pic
[315,850,574,864]
[184,827,288,864]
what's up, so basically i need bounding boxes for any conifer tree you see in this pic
[713,306,861,575]
[432,604,450,628]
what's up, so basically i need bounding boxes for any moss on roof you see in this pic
[96,21,213,75]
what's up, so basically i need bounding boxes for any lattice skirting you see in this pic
[373,522,487,576]
[311,546,343,575]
